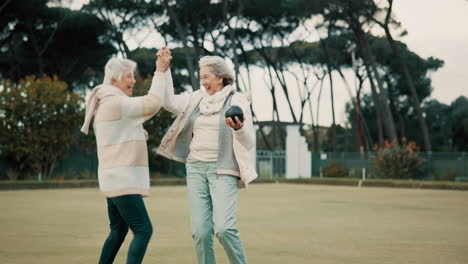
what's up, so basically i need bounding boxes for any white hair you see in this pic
[103,58,137,85]
[199,56,235,86]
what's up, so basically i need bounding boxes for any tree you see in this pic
[344,37,443,152]
[370,0,433,151]
[321,125,355,152]
[322,0,398,144]
[0,0,116,88]
[423,96,468,152]
[0,75,83,179]
[82,0,158,57]
[128,46,197,92]
[370,36,443,144]
[449,96,468,151]
[424,100,452,151]
[160,0,232,91]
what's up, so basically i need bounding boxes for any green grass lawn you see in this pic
[1,184,468,264]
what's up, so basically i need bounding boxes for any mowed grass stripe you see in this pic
[0,184,467,264]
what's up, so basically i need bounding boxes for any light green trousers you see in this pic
[186,162,248,264]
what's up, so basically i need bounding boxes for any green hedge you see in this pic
[1,178,468,191]
[281,178,468,190]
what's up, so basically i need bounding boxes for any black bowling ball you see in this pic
[225,105,244,124]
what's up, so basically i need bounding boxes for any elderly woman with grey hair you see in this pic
[156,54,258,264]
[80,48,172,264]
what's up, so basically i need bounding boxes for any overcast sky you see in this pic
[395,0,468,104]
[69,0,468,126]
[250,0,468,126]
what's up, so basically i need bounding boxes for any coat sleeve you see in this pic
[232,96,255,150]
[119,71,169,122]
[231,94,258,188]
[149,69,191,115]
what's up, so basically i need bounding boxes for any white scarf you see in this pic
[199,85,235,115]
[80,84,126,135]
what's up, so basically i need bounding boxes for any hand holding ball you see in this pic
[225,105,244,125]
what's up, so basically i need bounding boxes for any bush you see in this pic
[56,170,76,181]
[0,75,83,178]
[6,169,19,181]
[79,170,96,180]
[371,138,424,179]
[259,169,272,178]
[322,162,349,178]
[436,169,458,181]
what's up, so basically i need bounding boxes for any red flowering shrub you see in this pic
[371,138,425,179]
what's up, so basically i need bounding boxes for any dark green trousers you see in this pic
[99,194,153,264]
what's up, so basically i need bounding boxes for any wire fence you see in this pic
[256,150,286,178]
[312,152,467,181]
[0,151,466,182]
[254,151,467,181]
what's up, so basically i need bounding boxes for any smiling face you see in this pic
[200,66,224,95]
[112,69,136,96]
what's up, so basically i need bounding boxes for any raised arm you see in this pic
[149,47,191,115]
[120,48,173,122]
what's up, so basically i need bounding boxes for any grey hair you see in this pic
[199,56,235,86]
[103,58,137,85]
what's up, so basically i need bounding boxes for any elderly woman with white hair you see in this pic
[156,54,258,264]
[80,48,172,264]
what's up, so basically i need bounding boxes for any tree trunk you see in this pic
[307,96,318,152]
[385,75,407,140]
[0,0,12,13]
[356,29,398,143]
[252,109,272,150]
[373,0,431,150]
[319,32,337,151]
[251,28,298,123]
[162,0,199,90]
[95,8,130,57]
[314,78,325,152]
[355,71,374,151]
[383,28,431,150]
[362,55,385,147]
[348,13,398,143]
[336,68,365,152]
[259,51,298,123]
[328,68,337,152]
[222,0,243,91]
[355,88,365,152]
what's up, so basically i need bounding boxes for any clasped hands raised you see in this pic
[156,47,172,72]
